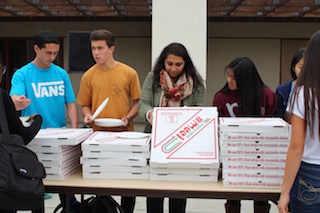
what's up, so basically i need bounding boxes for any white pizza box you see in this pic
[220,148,288,156]
[220,140,289,151]
[83,171,149,180]
[35,144,81,161]
[221,155,286,165]
[44,156,80,174]
[150,167,219,176]
[150,161,219,169]
[219,117,291,133]
[80,157,148,167]
[82,150,150,159]
[150,173,218,182]
[223,180,282,189]
[40,152,81,168]
[44,164,80,180]
[39,151,81,166]
[219,132,290,142]
[30,128,93,146]
[81,131,151,152]
[150,167,219,175]
[82,164,150,173]
[27,144,74,153]
[223,163,285,172]
[150,107,219,168]
[222,170,284,181]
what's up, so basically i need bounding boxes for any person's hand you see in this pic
[278,193,290,213]
[148,113,153,125]
[13,95,31,111]
[121,117,130,127]
[84,114,94,127]
[27,114,37,122]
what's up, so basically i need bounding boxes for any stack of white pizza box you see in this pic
[81,131,151,180]
[219,117,291,189]
[27,128,93,180]
[149,107,220,182]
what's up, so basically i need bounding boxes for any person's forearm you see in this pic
[125,101,139,120]
[281,147,303,195]
[81,105,92,117]
[67,103,79,128]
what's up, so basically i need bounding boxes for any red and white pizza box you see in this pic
[41,151,81,167]
[82,150,150,159]
[223,163,285,172]
[223,180,282,189]
[150,167,219,175]
[80,156,148,167]
[219,132,290,142]
[150,107,219,168]
[35,144,81,161]
[30,128,93,146]
[82,171,149,180]
[150,173,218,182]
[44,156,80,174]
[40,151,80,166]
[219,140,289,151]
[221,155,286,165]
[27,144,74,153]
[220,148,288,156]
[219,117,291,133]
[45,163,80,180]
[81,131,151,152]
[222,170,284,181]
[82,164,150,173]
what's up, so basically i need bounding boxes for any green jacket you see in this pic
[138,71,207,133]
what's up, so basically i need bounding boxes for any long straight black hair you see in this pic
[220,57,265,116]
[290,31,320,138]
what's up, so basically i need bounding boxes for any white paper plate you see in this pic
[115,132,150,139]
[94,118,124,127]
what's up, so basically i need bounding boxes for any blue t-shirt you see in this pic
[10,62,76,129]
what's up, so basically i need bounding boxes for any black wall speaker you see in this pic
[68,31,95,72]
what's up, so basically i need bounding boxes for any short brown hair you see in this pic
[89,29,115,47]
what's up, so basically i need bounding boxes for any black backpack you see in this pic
[83,196,125,213]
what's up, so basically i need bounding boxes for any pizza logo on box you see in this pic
[152,107,219,161]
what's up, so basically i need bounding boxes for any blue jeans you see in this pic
[290,161,320,213]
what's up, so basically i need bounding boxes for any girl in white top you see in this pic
[278,30,320,213]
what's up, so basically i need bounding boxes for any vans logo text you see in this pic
[32,81,65,98]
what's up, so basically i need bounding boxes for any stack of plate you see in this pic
[219,117,291,189]
[149,107,220,182]
[27,128,93,180]
[81,131,151,180]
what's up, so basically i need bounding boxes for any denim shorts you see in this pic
[290,161,320,213]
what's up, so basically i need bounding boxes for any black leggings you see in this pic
[147,197,186,213]
[121,196,136,213]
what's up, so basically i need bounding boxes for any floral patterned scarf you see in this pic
[159,70,193,107]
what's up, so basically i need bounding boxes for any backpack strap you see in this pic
[0,90,11,143]
[105,196,125,213]
[91,196,125,213]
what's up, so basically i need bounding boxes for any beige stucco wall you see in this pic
[0,21,319,123]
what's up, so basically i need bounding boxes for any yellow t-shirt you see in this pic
[77,62,141,131]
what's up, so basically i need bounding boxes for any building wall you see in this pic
[0,21,318,123]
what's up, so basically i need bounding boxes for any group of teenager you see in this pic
[0,27,319,213]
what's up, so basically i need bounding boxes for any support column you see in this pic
[152,0,207,80]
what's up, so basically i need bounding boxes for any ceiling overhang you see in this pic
[0,0,320,22]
